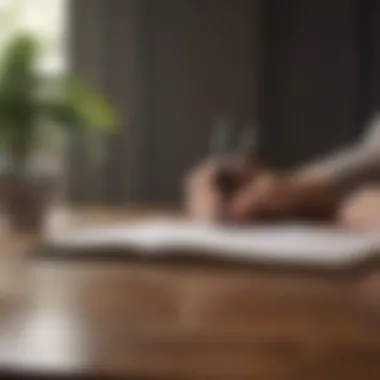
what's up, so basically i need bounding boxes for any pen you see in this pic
[210,118,258,214]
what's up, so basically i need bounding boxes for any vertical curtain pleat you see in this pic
[67,0,145,204]
[66,0,257,205]
[258,0,357,169]
[67,0,378,204]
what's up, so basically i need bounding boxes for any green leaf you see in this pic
[38,100,85,131]
[56,77,119,131]
[0,34,39,142]
[0,33,119,154]
[0,33,39,97]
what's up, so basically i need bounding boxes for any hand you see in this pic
[184,159,257,222]
[338,187,380,230]
[228,173,296,222]
[228,173,338,223]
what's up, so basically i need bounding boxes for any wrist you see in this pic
[287,174,340,219]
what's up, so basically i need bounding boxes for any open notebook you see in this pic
[41,219,380,270]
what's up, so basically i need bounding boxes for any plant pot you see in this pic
[2,173,57,235]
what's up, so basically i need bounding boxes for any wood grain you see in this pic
[0,208,379,379]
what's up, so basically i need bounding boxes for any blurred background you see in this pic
[0,0,379,206]
[1,2,380,379]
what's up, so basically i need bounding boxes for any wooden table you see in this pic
[0,209,380,379]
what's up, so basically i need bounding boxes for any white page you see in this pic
[47,219,380,267]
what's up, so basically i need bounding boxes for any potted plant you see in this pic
[0,34,117,233]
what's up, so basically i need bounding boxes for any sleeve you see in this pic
[297,114,380,193]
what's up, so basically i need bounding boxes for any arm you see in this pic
[187,116,380,223]
[290,115,380,217]
[297,115,380,192]
[229,116,380,222]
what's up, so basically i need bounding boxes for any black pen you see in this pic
[210,118,258,217]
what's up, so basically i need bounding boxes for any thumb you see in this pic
[229,181,261,222]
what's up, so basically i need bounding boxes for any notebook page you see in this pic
[47,219,380,266]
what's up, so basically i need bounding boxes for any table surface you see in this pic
[0,208,380,380]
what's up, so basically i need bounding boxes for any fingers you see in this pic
[184,160,261,223]
[228,178,264,222]
[184,161,224,222]
[228,174,273,222]
[228,174,293,223]
[338,188,380,230]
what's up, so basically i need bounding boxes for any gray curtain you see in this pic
[67,0,380,204]
[258,0,358,169]
[258,0,380,169]
[67,0,145,204]
[66,0,259,205]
